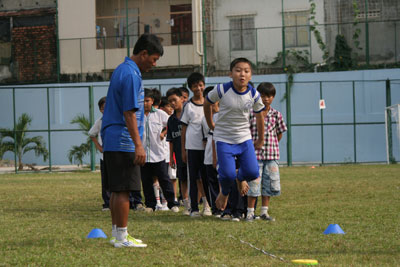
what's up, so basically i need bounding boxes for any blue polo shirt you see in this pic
[101,57,144,152]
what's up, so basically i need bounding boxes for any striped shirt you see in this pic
[250,107,287,160]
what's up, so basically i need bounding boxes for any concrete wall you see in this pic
[212,0,325,70]
[1,68,399,166]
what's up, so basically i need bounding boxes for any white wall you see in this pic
[212,0,325,70]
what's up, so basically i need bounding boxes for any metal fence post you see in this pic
[352,81,357,163]
[281,0,286,69]
[47,87,52,171]
[285,81,292,166]
[89,86,96,171]
[320,81,324,165]
[12,88,17,173]
[125,0,130,57]
[386,79,394,163]
[365,0,370,66]
[80,38,83,82]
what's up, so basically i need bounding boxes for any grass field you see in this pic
[0,165,399,266]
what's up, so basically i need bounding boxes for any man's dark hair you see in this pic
[133,34,164,56]
[187,72,205,89]
[179,87,190,96]
[152,88,162,106]
[230,57,252,71]
[203,86,214,97]
[98,96,106,110]
[144,88,154,98]
[257,82,276,97]
[166,87,183,98]
[159,96,170,108]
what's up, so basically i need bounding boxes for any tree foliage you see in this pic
[0,113,48,170]
[68,114,92,166]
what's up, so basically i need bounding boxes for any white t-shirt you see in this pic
[88,117,103,160]
[143,108,169,163]
[206,81,265,144]
[202,113,218,165]
[180,98,205,150]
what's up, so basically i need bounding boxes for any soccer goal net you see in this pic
[385,104,400,163]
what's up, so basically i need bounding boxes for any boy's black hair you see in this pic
[152,88,162,106]
[179,87,190,96]
[203,86,214,97]
[187,72,205,89]
[159,96,170,108]
[166,87,183,98]
[230,57,252,71]
[144,88,154,98]
[98,96,106,109]
[257,82,276,97]
[133,34,164,56]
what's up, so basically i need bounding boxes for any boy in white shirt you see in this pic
[204,58,265,211]
[181,72,212,217]
[141,89,179,212]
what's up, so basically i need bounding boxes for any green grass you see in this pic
[0,165,399,266]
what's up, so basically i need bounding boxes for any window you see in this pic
[284,11,309,47]
[170,4,192,45]
[229,16,255,51]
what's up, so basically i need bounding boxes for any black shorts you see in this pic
[176,164,188,182]
[103,151,142,192]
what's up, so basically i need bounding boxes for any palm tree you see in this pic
[68,114,92,166]
[0,113,48,170]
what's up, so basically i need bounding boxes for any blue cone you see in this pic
[87,228,107,238]
[323,224,345,234]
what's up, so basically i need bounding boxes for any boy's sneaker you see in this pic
[182,208,191,215]
[102,207,110,211]
[213,210,222,218]
[190,211,201,218]
[202,206,212,216]
[114,235,147,248]
[155,203,164,211]
[135,203,153,213]
[245,213,259,222]
[220,213,232,221]
[161,203,169,211]
[231,215,241,222]
[170,206,179,213]
[260,213,275,221]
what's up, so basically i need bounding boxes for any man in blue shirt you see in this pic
[101,34,163,248]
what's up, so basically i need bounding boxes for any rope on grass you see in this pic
[228,235,286,262]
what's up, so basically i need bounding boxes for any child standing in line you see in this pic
[166,88,190,215]
[204,58,265,211]
[179,87,190,103]
[181,73,212,217]
[247,82,287,222]
[159,96,178,205]
[141,89,179,212]
[201,86,222,217]
[89,96,110,211]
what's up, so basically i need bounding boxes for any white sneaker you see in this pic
[190,211,201,218]
[114,235,147,248]
[161,203,169,211]
[202,206,212,216]
[170,206,179,213]
[182,208,191,215]
[155,204,163,211]
[110,236,143,245]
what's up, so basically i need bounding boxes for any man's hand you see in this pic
[134,144,146,166]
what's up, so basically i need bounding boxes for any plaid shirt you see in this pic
[250,107,287,160]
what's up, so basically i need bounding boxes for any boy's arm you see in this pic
[254,111,265,150]
[278,133,283,142]
[181,124,187,163]
[212,139,217,169]
[203,99,215,131]
[90,136,103,153]
[124,110,145,166]
[169,142,175,168]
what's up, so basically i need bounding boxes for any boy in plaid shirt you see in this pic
[246,82,287,222]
